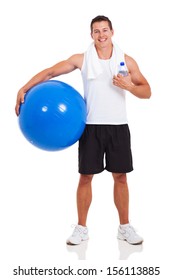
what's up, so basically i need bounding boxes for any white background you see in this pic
[1,0,173,279]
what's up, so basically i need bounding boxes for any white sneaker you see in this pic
[118,224,143,245]
[66,225,89,245]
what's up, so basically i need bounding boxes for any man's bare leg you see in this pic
[77,174,93,226]
[112,173,129,224]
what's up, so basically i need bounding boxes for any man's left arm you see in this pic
[113,54,151,99]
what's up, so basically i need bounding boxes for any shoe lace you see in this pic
[71,224,87,236]
[126,225,138,236]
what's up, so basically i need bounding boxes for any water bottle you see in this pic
[118,61,128,76]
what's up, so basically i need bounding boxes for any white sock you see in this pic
[120,223,130,228]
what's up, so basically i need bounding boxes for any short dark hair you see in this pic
[90,15,113,32]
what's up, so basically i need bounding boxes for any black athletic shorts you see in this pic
[78,124,133,174]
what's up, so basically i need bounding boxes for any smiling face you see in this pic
[91,20,114,49]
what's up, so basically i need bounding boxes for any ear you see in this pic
[90,32,94,39]
[111,29,114,36]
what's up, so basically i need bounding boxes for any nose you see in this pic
[99,31,105,37]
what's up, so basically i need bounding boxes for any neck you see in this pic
[95,44,113,59]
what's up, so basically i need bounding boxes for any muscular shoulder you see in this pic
[124,54,139,73]
[67,53,84,70]
[124,54,149,86]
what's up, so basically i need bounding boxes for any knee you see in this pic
[112,173,127,185]
[79,174,93,185]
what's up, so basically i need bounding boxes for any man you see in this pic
[15,15,151,245]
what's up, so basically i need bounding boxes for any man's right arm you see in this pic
[15,54,84,116]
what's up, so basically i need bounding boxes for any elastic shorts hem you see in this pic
[105,167,134,174]
[79,167,134,175]
[78,168,104,175]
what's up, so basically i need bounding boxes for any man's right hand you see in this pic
[15,89,26,116]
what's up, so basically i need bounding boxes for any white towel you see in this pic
[85,42,125,79]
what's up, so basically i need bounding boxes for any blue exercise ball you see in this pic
[18,80,86,151]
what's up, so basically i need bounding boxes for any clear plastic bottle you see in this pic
[118,61,128,76]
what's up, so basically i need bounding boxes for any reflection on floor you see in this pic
[118,239,143,260]
[66,239,143,260]
[66,240,89,260]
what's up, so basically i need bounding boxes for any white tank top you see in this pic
[81,45,128,124]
